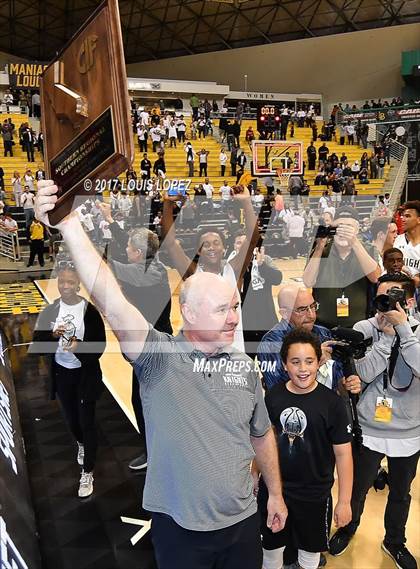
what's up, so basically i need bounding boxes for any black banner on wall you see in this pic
[342,106,420,124]
[0,333,41,569]
[8,62,48,90]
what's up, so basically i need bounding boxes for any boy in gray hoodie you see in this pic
[329,273,419,569]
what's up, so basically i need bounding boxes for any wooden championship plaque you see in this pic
[40,0,133,225]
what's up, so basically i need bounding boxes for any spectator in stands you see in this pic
[329,274,419,569]
[237,150,247,170]
[190,94,199,121]
[245,126,255,149]
[137,123,148,152]
[118,192,132,218]
[318,190,330,213]
[21,185,35,228]
[394,201,420,287]
[3,90,13,112]
[377,151,386,178]
[198,148,210,177]
[185,142,195,177]
[1,124,13,157]
[153,154,166,181]
[11,171,22,206]
[273,190,285,223]
[307,142,317,170]
[176,116,187,143]
[190,94,200,120]
[138,153,151,192]
[232,120,241,148]
[286,209,305,258]
[202,177,214,208]
[24,168,35,192]
[318,143,329,165]
[288,175,303,209]
[369,153,378,179]
[32,263,106,498]
[304,206,380,328]
[27,218,45,267]
[0,208,18,233]
[230,145,238,176]
[35,165,45,182]
[167,120,177,148]
[314,167,327,186]
[219,180,233,210]
[32,91,41,118]
[219,147,228,176]
[342,177,356,206]
[351,161,360,178]
[21,124,35,162]
[36,131,44,157]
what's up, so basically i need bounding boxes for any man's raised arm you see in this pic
[35,180,148,361]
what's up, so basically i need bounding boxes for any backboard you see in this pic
[251,140,303,176]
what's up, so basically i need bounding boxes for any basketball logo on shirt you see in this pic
[280,407,307,449]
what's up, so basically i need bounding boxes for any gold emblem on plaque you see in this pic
[78,35,98,74]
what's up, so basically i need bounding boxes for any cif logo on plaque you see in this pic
[78,35,98,74]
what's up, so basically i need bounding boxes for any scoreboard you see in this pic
[257,104,281,132]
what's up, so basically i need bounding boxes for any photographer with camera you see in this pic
[304,206,380,328]
[329,273,420,569]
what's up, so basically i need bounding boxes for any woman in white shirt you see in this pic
[12,171,22,206]
[32,263,106,498]
[219,147,228,176]
[168,121,177,148]
[24,168,35,191]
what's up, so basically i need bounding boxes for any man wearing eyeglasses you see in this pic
[258,284,360,394]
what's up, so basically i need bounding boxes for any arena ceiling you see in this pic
[1,0,420,63]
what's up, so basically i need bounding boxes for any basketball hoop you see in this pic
[276,167,291,188]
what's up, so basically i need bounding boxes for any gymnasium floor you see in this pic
[2,261,418,569]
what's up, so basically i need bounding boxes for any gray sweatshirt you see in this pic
[353,316,420,439]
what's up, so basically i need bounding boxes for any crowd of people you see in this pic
[1,90,418,569]
[331,97,419,118]
[31,167,420,569]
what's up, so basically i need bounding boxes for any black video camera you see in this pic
[330,326,371,361]
[373,287,407,313]
[315,225,337,239]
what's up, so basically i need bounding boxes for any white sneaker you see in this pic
[77,443,84,466]
[78,471,94,498]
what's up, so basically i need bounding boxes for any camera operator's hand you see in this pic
[334,501,352,528]
[383,302,408,327]
[320,340,336,365]
[314,236,328,252]
[336,221,358,247]
[376,311,396,336]
[342,374,362,394]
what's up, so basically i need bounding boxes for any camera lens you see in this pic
[373,294,392,313]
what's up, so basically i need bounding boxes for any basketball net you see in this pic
[276,167,291,188]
